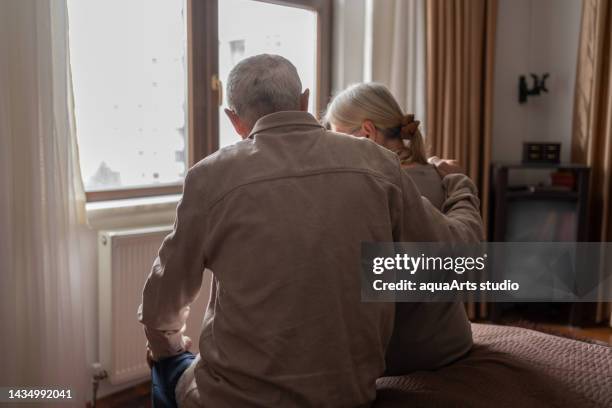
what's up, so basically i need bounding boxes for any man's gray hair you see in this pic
[226,54,303,127]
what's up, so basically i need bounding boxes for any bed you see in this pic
[375,323,612,408]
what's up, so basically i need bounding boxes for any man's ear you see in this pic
[224,108,250,139]
[299,89,310,111]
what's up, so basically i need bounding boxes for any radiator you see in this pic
[98,226,210,385]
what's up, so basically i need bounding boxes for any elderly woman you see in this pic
[324,82,475,374]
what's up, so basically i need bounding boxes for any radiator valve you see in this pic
[91,363,108,408]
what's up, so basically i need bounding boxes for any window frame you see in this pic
[85,0,332,202]
[189,0,332,161]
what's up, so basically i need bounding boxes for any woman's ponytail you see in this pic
[397,114,427,165]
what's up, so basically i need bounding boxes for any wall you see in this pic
[492,0,583,163]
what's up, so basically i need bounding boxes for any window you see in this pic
[188,0,331,163]
[68,0,188,201]
[70,0,330,201]
[218,0,318,148]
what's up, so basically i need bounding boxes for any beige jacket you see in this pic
[138,111,483,407]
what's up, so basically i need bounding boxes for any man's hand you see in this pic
[146,347,155,369]
[428,156,464,177]
[183,336,193,352]
[145,336,193,369]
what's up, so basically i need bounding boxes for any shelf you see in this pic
[492,162,590,171]
[505,190,579,200]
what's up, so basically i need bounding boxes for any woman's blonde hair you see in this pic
[324,83,427,165]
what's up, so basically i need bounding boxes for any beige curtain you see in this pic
[572,0,612,324]
[425,0,497,229]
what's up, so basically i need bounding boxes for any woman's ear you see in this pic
[361,120,378,140]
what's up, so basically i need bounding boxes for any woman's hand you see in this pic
[428,156,464,177]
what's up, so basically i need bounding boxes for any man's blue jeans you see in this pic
[151,352,196,408]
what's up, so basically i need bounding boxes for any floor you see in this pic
[91,382,150,408]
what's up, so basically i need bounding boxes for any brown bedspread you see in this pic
[375,323,612,408]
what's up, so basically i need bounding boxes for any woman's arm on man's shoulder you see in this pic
[394,168,484,243]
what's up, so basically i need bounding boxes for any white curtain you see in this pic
[0,0,88,405]
[370,0,427,132]
[332,0,426,130]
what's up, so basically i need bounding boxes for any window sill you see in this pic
[86,194,180,230]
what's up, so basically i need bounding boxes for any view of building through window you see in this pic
[68,0,187,192]
[218,0,317,148]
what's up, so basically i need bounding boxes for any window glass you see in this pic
[218,0,317,148]
[68,0,187,191]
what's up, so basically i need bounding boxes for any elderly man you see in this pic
[139,54,483,407]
